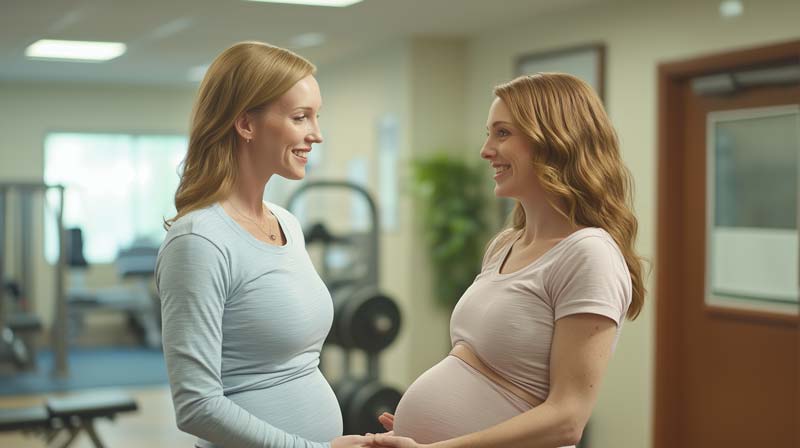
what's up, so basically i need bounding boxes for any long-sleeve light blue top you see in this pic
[156,202,342,448]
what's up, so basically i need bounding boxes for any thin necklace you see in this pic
[228,201,279,242]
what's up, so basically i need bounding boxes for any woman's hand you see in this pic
[371,434,426,448]
[331,435,374,448]
[378,412,394,432]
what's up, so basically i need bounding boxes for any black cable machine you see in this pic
[0,182,67,377]
[287,180,403,435]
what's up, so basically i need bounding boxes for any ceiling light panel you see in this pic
[244,0,363,7]
[25,39,127,62]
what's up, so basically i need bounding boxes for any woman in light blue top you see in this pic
[156,41,370,448]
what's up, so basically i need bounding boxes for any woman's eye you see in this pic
[497,129,510,137]
[293,115,307,121]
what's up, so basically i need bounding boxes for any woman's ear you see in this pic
[234,112,255,142]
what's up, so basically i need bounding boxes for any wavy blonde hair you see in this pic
[493,73,645,320]
[165,41,316,228]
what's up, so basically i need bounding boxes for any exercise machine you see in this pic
[65,230,161,349]
[0,182,67,377]
[287,181,402,435]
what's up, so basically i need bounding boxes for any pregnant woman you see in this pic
[157,42,370,448]
[376,73,645,448]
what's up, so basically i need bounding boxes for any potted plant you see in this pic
[410,154,491,310]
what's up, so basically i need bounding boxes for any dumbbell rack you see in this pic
[287,181,403,435]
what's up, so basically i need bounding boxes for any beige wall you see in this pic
[463,0,800,447]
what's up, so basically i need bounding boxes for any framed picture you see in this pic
[516,43,606,101]
[498,44,607,221]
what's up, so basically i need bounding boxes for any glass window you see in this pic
[706,105,800,314]
[44,132,187,264]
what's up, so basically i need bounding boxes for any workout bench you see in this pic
[0,390,138,447]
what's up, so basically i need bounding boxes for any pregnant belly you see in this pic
[392,355,532,444]
[228,369,342,442]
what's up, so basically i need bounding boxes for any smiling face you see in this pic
[244,74,323,180]
[480,97,543,200]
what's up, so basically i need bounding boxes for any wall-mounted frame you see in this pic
[499,43,607,220]
[516,43,606,102]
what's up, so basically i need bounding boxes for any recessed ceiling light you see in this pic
[244,0,363,7]
[719,0,743,18]
[25,39,126,62]
[289,32,326,48]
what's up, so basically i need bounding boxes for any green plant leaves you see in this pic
[411,154,489,310]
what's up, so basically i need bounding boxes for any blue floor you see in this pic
[0,347,168,396]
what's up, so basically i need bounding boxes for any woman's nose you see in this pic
[307,124,323,144]
[480,141,495,160]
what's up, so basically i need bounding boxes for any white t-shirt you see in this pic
[450,227,633,402]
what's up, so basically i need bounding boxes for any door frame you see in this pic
[655,39,800,448]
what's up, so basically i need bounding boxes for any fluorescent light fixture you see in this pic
[244,0,363,7]
[25,39,127,62]
[289,32,326,49]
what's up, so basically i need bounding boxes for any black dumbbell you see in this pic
[335,376,402,435]
[328,284,401,353]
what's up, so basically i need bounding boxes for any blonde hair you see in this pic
[165,41,316,228]
[493,73,646,320]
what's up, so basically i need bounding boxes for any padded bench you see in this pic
[7,312,43,333]
[0,390,138,448]
[0,405,50,431]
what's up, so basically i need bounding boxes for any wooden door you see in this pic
[656,41,800,448]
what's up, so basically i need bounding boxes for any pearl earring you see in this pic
[246,138,251,144]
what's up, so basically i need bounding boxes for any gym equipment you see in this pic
[65,230,161,348]
[1,312,43,368]
[287,181,402,352]
[334,376,402,435]
[329,342,403,435]
[287,180,403,436]
[0,390,138,448]
[288,181,380,285]
[117,244,162,348]
[0,278,42,369]
[327,283,400,354]
[0,182,67,377]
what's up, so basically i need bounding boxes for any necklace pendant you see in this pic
[269,234,277,241]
